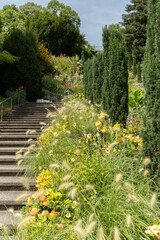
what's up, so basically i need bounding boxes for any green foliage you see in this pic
[15,96,159,240]
[137,62,142,82]
[102,25,129,125]
[0,4,26,33]
[132,57,137,76]
[38,44,55,76]
[19,2,44,15]
[121,0,148,63]
[129,87,144,108]
[142,0,160,180]
[42,75,64,94]
[27,4,85,56]
[0,50,19,64]
[0,29,42,101]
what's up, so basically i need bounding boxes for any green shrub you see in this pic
[42,75,65,94]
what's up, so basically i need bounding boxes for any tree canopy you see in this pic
[0,0,85,56]
[121,0,148,62]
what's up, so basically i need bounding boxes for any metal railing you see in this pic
[0,89,26,121]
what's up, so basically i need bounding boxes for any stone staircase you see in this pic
[0,102,59,228]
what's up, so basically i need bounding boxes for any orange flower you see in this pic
[42,210,49,216]
[40,194,46,202]
[58,224,63,231]
[30,208,39,215]
[43,199,50,206]
[27,197,32,205]
[55,201,59,204]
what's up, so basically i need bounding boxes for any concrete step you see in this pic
[0,135,39,140]
[0,126,42,130]
[0,165,26,176]
[0,210,21,226]
[0,147,35,155]
[0,191,33,210]
[0,156,18,165]
[0,141,37,147]
[0,129,41,133]
[0,156,31,165]
[0,176,35,191]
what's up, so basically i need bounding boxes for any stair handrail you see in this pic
[0,89,26,121]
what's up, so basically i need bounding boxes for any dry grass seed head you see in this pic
[124,182,132,190]
[85,184,95,190]
[20,177,30,190]
[32,189,45,199]
[115,173,123,183]
[143,157,151,165]
[89,213,95,222]
[27,138,33,142]
[62,161,71,170]
[40,122,47,126]
[16,192,29,202]
[74,221,86,239]
[18,216,35,228]
[16,154,23,160]
[58,182,74,190]
[49,163,60,169]
[67,188,77,199]
[86,221,97,234]
[126,214,133,227]
[114,226,121,240]
[150,193,157,209]
[144,169,149,176]
[97,227,104,240]
[63,175,71,181]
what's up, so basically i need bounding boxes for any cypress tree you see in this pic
[102,25,128,125]
[143,0,160,181]
[133,57,137,76]
[128,54,132,72]
[137,62,142,83]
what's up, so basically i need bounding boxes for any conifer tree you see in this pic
[137,62,142,82]
[102,25,128,125]
[133,57,137,76]
[143,0,160,180]
[121,0,148,63]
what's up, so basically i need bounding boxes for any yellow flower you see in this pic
[87,134,92,139]
[27,197,32,206]
[101,126,107,133]
[66,213,71,218]
[113,123,121,131]
[98,111,107,120]
[95,120,102,129]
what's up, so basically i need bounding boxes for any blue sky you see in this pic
[0,0,130,48]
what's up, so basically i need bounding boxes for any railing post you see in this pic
[1,103,3,122]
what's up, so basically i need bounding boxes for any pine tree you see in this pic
[143,0,160,181]
[121,0,148,63]
[102,25,128,125]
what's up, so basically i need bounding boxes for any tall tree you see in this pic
[0,4,25,33]
[0,29,42,101]
[121,0,148,63]
[27,9,85,56]
[19,2,44,15]
[142,0,160,181]
[102,25,128,125]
